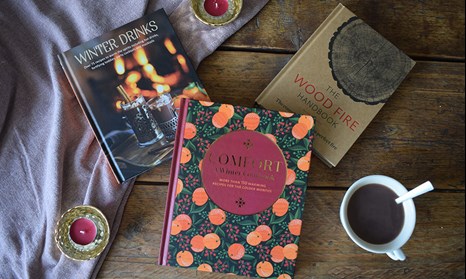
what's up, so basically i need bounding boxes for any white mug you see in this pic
[340,175,416,261]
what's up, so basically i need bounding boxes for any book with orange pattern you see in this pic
[160,99,315,278]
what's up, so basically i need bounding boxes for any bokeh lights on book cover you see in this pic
[59,10,210,182]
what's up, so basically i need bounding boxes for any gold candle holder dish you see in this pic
[191,0,243,27]
[55,205,110,261]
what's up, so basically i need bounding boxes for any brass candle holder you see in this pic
[55,206,110,261]
[191,0,243,27]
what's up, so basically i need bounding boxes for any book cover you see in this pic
[255,4,415,167]
[58,9,209,183]
[160,99,315,278]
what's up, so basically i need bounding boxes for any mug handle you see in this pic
[387,249,406,261]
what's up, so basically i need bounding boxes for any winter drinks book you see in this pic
[58,9,209,183]
[160,99,315,278]
[255,4,415,167]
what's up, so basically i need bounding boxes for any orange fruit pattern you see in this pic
[279,112,294,118]
[180,147,192,164]
[199,101,214,107]
[228,243,246,260]
[184,122,197,140]
[212,111,229,128]
[298,115,315,130]
[288,219,302,236]
[270,246,285,263]
[192,188,208,206]
[256,261,274,278]
[190,235,205,253]
[297,151,312,172]
[176,179,183,196]
[208,208,226,226]
[286,169,297,185]
[255,225,273,242]
[283,244,298,260]
[203,233,221,250]
[272,198,289,217]
[197,263,213,272]
[292,123,309,140]
[244,113,261,130]
[170,220,182,236]
[174,214,192,231]
[176,251,194,267]
[246,231,263,247]
[219,104,235,119]
[265,134,277,143]
[167,101,316,277]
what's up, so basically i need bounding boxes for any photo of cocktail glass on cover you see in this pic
[118,86,164,146]
[58,10,210,182]
[148,93,178,141]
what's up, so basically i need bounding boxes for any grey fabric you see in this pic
[0,0,269,278]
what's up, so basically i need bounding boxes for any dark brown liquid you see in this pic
[347,184,405,244]
[123,105,159,145]
[151,105,176,124]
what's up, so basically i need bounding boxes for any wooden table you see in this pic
[99,1,465,278]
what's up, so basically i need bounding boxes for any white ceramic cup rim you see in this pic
[340,175,416,254]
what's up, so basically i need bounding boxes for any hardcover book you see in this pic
[160,99,315,278]
[255,4,415,167]
[58,9,209,183]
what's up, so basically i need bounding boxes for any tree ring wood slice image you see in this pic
[329,17,414,105]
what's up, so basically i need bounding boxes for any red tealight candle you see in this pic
[204,0,229,17]
[69,218,97,245]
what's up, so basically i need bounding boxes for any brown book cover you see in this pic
[256,4,415,167]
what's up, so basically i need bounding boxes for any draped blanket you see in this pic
[0,1,269,277]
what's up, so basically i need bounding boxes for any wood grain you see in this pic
[98,185,465,278]
[328,16,416,105]
[101,1,465,277]
[223,0,466,60]
[139,52,465,190]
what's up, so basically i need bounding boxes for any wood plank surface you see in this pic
[139,52,465,190]
[98,185,465,278]
[100,0,465,278]
[223,0,466,60]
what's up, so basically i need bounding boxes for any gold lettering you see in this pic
[213,153,283,173]
[275,161,282,173]
[263,160,273,171]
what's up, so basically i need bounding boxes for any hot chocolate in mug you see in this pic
[340,175,433,261]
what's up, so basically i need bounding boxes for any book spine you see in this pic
[159,98,189,266]
[57,53,125,183]
[256,3,347,107]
